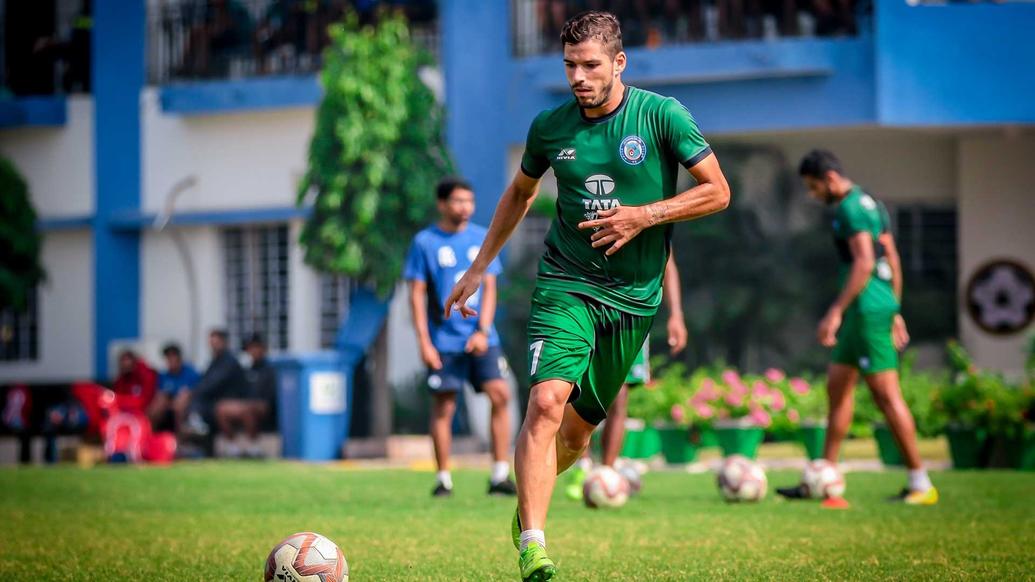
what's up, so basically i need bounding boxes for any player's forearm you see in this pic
[408,288,434,347]
[643,181,730,226]
[662,257,683,318]
[831,259,873,313]
[479,277,497,331]
[470,182,537,274]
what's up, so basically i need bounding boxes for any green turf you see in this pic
[0,462,1032,581]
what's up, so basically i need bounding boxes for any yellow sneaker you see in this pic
[903,487,939,506]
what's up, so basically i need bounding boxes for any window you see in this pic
[893,205,958,340]
[224,225,290,351]
[0,288,39,362]
[319,275,357,349]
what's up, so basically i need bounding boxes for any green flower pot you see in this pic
[657,425,699,464]
[698,427,719,448]
[945,425,987,469]
[640,425,662,458]
[873,424,904,467]
[621,426,643,458]
[714,420,764,460]
[798,422,827,460]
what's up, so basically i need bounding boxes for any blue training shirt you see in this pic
[158,364,201,397]
[403,223,503,354]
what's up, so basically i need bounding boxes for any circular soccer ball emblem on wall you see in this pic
[966,259,1035,335]
[619,135,647,165]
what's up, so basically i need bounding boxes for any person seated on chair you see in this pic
[149,343,201,435]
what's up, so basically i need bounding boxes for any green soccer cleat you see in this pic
[564,465,587,501]
[511,506,522,550]
[519,542,556,582]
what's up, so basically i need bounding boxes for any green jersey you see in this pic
[520,86,711,316]
[831,186,900,314]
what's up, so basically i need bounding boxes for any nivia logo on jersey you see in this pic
[556,148,576,161]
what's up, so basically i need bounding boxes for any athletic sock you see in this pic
[491,461,510,484]
[437,470,453,490]
[519,529,546,552]
[908,468,932,492]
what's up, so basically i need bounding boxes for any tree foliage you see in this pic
[0,157,44,312]
[298,11,453,296]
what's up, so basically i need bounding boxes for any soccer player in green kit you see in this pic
[776,149,938,506]
[443,11,730,580]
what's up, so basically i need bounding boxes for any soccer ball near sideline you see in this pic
[716,455,768,502]
[802,459,846,499]
[264,532,348,582]
[616,462,643,496]
[583,466,630,508]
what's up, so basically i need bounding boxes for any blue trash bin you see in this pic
[274,352,351,461]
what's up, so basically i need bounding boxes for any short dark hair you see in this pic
[436,176,472,201]
[798,149,844,179]
[210,329,229,341]
[244,333,265,349]
[162,343,182,358]
[561,11,623,58]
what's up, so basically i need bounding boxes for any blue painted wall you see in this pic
[92,0,145,379]
[875,0,1035,125]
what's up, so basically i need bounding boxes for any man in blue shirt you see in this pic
[404,177,517,497]
[149,343,201,434]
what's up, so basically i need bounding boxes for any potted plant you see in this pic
[695,369,782,460]
[785,375,827,460]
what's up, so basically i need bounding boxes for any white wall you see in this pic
[288,219,321,353]
[142,89,315,214]
[0,96,94,218]
[0,230,94,382]
[140,225,225,368]
[958,132,1035,375]
[715,128,958,204]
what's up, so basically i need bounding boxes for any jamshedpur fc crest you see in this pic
[620,135,647,165]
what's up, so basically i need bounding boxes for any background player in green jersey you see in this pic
[444,11,730,580]
[777,149,937,506]
[564,253,687,501]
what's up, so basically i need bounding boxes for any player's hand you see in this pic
[465,331,489,355]
[892,314,910,351]
[578,206,650,256]
[667,314,688,355]
[420,342,443,370]
[817,309,842,348]
[444,270,483,319]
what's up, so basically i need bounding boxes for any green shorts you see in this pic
[527,288,654,425]
[625,340,650,386]
[831,310,899,374]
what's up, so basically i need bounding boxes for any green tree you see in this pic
[297,11,453,296]
[0,157,44,313]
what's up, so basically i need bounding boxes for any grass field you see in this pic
[1,460,1033,581]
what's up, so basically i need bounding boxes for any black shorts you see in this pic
[427,345,507,393]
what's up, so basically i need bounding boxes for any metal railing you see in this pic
[512,0,872,57]
[148,0,438,85]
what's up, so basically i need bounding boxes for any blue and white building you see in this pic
[1,0,1033,392]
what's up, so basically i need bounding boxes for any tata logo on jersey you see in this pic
[584,174,615,196]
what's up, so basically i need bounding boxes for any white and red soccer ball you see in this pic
[716,455,768,502]
[265,532,348,582]
[802,459,846,499]
[583,466,630,508]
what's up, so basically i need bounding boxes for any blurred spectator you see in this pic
[149,343,200,434]
[1,385,33,463]
[186,329,250,444]
[111,350,158,415]
[41,383,115,464]
[213,333,275,458]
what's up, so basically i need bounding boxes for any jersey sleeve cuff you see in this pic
[681,146,713,169]
[520,162,548,180]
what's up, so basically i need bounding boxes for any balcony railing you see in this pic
[512,0,872,57]
[148,0,438,85]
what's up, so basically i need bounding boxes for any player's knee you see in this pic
[528,388,566,424]
[486,384,509,409]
